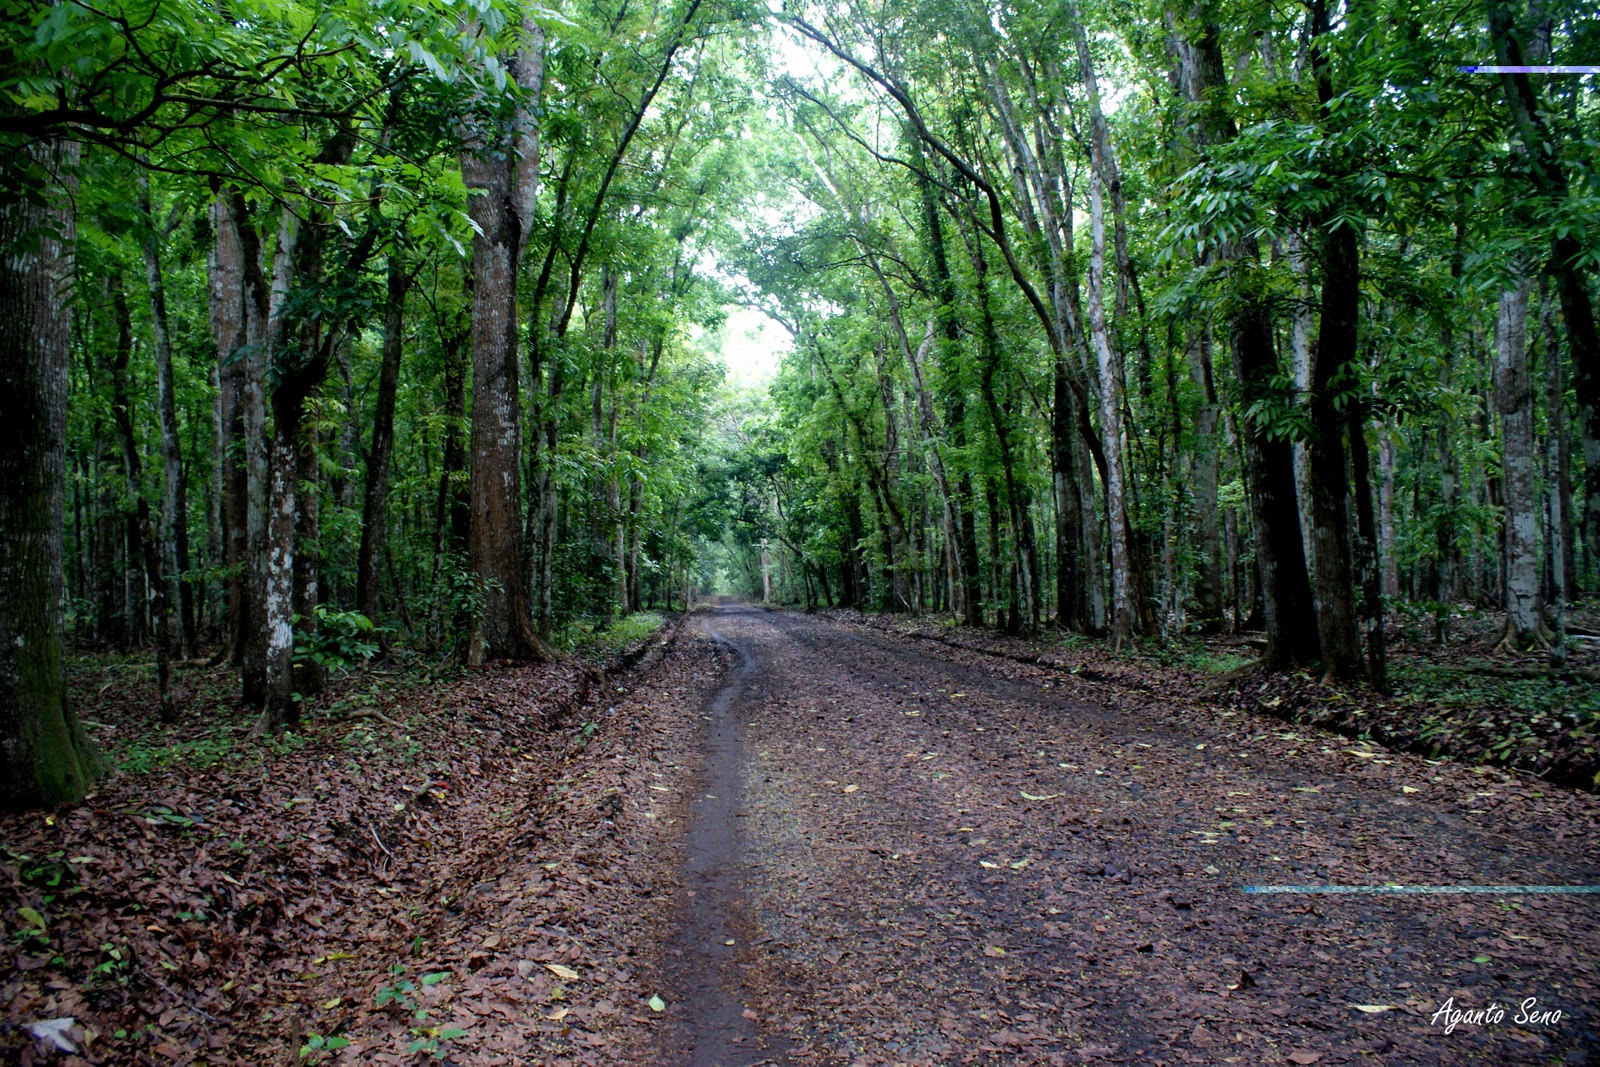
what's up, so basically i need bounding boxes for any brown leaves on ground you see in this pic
[1,625,702,1065]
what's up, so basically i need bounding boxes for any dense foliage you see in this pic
[0,0,1595,805]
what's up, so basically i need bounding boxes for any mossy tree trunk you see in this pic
[0,139,103,809]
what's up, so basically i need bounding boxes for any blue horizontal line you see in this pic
[1457,65,1600,74]
[1244,885,1600,894]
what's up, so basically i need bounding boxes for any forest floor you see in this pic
[830,603,1600,792]
[4,602,1599,1065]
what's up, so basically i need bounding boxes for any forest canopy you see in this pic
[1,0,1596,807]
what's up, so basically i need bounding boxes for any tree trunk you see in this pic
[1489,2,1600,582]
[1305,0,1365,681]
[915,157,984,626]
[0,138,103,809]
[1178,9,1317,667]
[139,177,196,658]
[1540,288,1569,659]
[460,22,546,663]
[1189,329,1223,628]
[1495,273,1542,647]
[1347,399,1389,692]
[211,195,250,666]
[1233,306,1321,666]
[357,251,409,621]
[109,274,176,721]
[1305,217,1364,680]
[1086,163,1135,643]
[229,193,276,707]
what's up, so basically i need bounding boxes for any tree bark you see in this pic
[460,21,546,662]
[1086,161,1135,643]
[1189,329,1223,628]
[915,155,984,625]
[1305,216,1365,680]
[0,138,102,808]
[1347,399,1390,693]
[108,274,176,721]
[1495,272,1542,647]
[139,176,196,658]
[1488,1,1600,577]
[210,195,250,667]
[1305,0,1365,682]
[1233,306,1321,666]
[357,251,410,621]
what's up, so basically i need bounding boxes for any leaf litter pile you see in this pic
[5,603,1599,1065]
[2,621,723,1064]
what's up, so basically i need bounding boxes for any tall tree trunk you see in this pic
[1305,0,1365,682]
[1495,272,1543,648]
[0,139,102,808]
[1305,217,1364,680]
[108,274,176,721]
[591,266,620,623]
[211,195,250,667]
[1287,234,1317,585]
[357,251,410,621]
[460,21,546,662]
[915,156,984,626]
[1432,212,1468,606]
[139,177,196,658]
[1189,328,1223,629]
[1347,399,1389,692]
[1489,1,1600,580]
[1377,424,1399,598]
[230,193,275,707]
[1086,163,1135,643]
[1541,288,1569,660]
[1234,306,1321,666]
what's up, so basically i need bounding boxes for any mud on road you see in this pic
[644,603,1598,1066]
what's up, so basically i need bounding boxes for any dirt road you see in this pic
[645,603,1598,1065]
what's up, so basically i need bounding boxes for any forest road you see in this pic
[651,603,1599,1065]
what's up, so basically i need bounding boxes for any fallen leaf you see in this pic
[842,784,860,793]
[983,945,1006,957]
[648,995,666,1012]
[1287,1052,1321,1065]
[544,1007,570,1021]
[979,861,1002,869]
[1351,1004,1397,1014]
[545,962,580,981]
[1020,791,1060,801]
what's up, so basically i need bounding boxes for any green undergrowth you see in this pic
[1052,632,1254,676]
[562,611,666,653]
[1388,659,1600,719]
